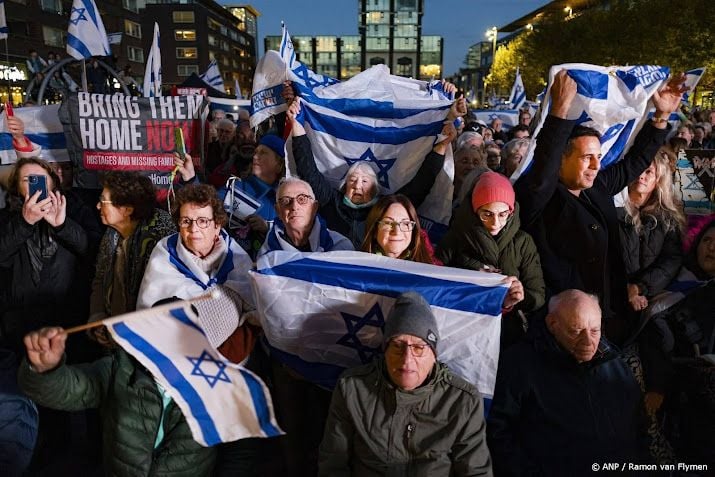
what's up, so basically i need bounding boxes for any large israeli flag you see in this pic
[143,23,161,98]
[251,49,455,233]
[66,0,110,60]
[508,67,526,110]
[511,63,705,183]
[200,59,225,93]
[107,301,283,447]
[279,22,297,70]
[0,0,8,40]
[250,251,508,399]
[0,104,68,164]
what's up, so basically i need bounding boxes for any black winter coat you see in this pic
[487,321,647,476]
[292,135,445,248]
[514,116,668,344]
[617,209,682,297]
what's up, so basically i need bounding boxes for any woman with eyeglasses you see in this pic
[88,171,175,346]
[360,194,439,265]
[437,172,545,346]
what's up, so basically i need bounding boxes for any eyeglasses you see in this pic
[377,219,415,232]
[277,194,314,207]
[178,217,214,229]
[477,210,511,222]
[388,340,429,358]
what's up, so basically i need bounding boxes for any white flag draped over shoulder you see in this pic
[66,0,110,60]
[107,301,283,447]
[251,49,456,233]
[143,23,161,98]
[250,251,508,399]
[511,63,704,183]
[0,105,68,164]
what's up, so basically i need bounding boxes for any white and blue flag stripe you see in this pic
[279,22,297,70]
[250,251,508,398]
[0,104,68,164]
[143,23,162,98]
[200,59,225,93]
[0,0,8,40]
[107,302,283,447]
[508,67,526,110]
[66,0,110,60]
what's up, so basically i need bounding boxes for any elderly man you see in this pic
[206,118,236,177]
[259,177,353,255]
[319,291,493,476]
[490,117,508,143]
[514,70,685,345]
[487,290,646,476]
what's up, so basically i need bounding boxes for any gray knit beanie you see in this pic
[383,291,439,355]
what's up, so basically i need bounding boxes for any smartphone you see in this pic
[28,175,48,201]
[174,127,186,160]
[5,102,13,117]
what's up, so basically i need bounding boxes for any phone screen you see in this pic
[28,175,48,201]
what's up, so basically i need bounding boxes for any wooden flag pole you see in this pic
[64,291,218,336]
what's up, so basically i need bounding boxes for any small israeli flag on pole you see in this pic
[279,21,297,70]
[200,59,225,92]
[508,67,526,111]
[143,23,162,98]
[0,0,9,40]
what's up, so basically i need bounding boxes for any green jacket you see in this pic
[319,359,493,476]
[18,349,215,477]
[437,202,545,313]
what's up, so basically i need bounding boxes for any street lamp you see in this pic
[485,26,497,107]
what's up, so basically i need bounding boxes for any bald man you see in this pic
[487,290,646,476]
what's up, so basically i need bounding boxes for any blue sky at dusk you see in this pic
[233,0,547,76]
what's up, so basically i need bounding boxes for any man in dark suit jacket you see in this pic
[515,70,686,345]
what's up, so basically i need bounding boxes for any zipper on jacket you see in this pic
[405,423,414,473]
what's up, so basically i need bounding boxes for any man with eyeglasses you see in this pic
[258,177,352,256]
[319,291,493,476]
[487,290,645,475]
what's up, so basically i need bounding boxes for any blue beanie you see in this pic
[259,134,285,158]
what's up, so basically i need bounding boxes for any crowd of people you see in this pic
[0,69,714,476]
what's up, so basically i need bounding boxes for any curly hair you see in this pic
[7,157,62,197]
[171,183,227,228]
[101,171,156,222]
[361,194,432,264]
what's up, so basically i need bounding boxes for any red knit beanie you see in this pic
[471,172,515,212]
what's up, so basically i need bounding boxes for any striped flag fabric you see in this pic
[106,300,283,446]
[235,78,243,99]
[200,59,225,93]
[279,21,297,70]
[0,104,68,164]
[250,251,508,399]
[0,0,8,40]
[508,67,526,110]
[143,22,161,98]
[66,0,110,60]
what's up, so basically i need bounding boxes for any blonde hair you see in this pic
[624,150,686,235]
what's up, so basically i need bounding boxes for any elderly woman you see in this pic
[361,194,439,264]
[88,171,174,343]
[259,177,352,256]
[0,158,91,353]
[286,98,461,248]
[438,172,545,346]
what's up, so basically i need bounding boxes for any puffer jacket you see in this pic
[437,201,545,313]
[617,208,682,297]
[318,359,492,477]
[18,349,216,477]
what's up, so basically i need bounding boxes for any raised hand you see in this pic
[24,327,67,373]
[502,276,525,309]
[174,151,196,182]
[22,190,52,225]
[447,95,468,121]
[281,81,296,104]
[549,70,577,119]
[652,72,688,117]
[433,121,458,155]
[287,98,306,136]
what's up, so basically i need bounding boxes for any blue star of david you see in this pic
[293,64,323,89]
[69,7,87,26]
[683,173,704,191]
[336,302,385,363]
[488,113,499,121]
[344,148,397,189]
[187,350,231,388]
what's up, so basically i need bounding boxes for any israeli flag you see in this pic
[279,21,297,70]
[235,78,243,100]
[508,67,526,110]
[250,251,508,399]
[0,0,8,40]
[200,59,225,93]
[107,301,283,447]
[472,109,518,131]
[66,0,110,60]
[251,49,455,232]
[143,23,161,98]
[0,104,68,164]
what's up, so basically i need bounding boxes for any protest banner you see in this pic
[59,92,208,191]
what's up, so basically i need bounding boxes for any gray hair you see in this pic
[217,118,235,130]
[456,131,484,151]
[501,138,530,162]
[276,176,315,201]
[548,289,600,315]
[339,162,380,197]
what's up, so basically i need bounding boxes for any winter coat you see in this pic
[292,135,445,249]
[18,349,216,476]
[0,200,90,352]
[319,359,493,477]
[617,208,682,297]
[514,116,668,344]
[437,202,545,313]
[487,320,646,476]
